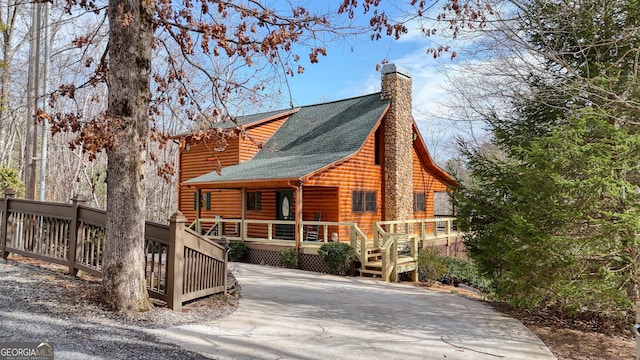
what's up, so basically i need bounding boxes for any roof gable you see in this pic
[186,93,389,184]
[257,93,388,159]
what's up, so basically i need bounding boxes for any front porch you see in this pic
[189,216,463,281]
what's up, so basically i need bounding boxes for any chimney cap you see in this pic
[381,63,411,78]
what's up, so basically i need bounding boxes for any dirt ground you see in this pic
[493,302,636,360]
[6,256,637,360]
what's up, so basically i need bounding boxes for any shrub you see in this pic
[279,248,298,268]
[318,242,355,275]
[227,242,248,262]
[417,247,447,285]
[440,257,492,292]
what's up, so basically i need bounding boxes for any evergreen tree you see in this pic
[456,0,640,318]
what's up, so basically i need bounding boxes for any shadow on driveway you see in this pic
[150,263,557,360]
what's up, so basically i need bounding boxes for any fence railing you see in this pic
[0,190,226,311]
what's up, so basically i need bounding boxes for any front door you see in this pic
[275,190,294,240]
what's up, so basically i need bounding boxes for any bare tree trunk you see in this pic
[0,0,16,166]
[102,0,153,312]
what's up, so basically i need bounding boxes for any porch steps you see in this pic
[360,249,417,279]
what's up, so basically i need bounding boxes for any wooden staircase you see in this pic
[360,247,384,277]
[359,244,418,281]
[350,218,460,282]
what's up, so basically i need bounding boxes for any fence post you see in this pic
[1,188,16,260]
[167,211,186,312]
[445,219,452,257]
[68,194,86,275]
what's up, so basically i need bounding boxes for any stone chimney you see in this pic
[381,64,414,221]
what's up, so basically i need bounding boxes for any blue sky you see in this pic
[267,4,476,165]
[283,34,465,165]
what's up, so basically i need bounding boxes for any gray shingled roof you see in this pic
[185,92,389,184]
[233,108,296,128]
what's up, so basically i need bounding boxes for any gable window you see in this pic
[246,191,262,211]
[352,191,377,213]
[374,126,382,165]
[414,192,425,212]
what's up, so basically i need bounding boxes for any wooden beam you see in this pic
[196,189,202,234]
[295,183,303,256]
[241,187,246,241]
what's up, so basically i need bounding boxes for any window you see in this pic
[246,191,261,211]
[414,192,425,212]
[193,192,211,210]
[352,191,377,213]
[434,191,454,216]
[374,126,382,165]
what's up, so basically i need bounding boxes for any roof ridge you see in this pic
[299,92,382,109]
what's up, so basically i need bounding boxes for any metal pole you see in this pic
[38,1,50,202]
[24,1,40,199]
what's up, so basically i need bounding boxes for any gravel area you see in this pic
[0,256,239,359]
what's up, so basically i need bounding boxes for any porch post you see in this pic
[241,187,246,241]
[295,182,303,259]
[195,188,202,234]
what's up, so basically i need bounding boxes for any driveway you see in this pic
[150,263,556,360]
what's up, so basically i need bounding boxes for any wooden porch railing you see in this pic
[185,216,461,283]
[375,217,462,257]
[189,218,363,248]
[0,190,226,311]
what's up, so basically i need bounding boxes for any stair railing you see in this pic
[350,224,368,264]
[380,234,399,282]
[380,233,420,282]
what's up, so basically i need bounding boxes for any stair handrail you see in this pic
[350,224,368,264]
[373,222,386,248]
[380,233,400,282]
[380,233,420,282]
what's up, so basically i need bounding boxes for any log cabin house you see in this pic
[176,64,458,280]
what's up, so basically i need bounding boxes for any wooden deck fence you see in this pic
[0,189,227,311]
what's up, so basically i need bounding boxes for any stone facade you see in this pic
[381,64,414,221]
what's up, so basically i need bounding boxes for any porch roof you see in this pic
[185,92,390,185]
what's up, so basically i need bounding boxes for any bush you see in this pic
[227,242,248,262]
[417,247,447,285]
[440,257,491,292]
[318,242,355,275]
[279,248,298,268]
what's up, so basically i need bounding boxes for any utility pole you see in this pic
[25,1,50,201]
[24,1,42,200]
[38,1,50,202]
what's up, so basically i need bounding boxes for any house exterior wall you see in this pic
[239,118,288,162]
[179,189,242,223]
[412,146,448,219]
[301,186,340,241]
[245,189,278,238]
[178,138,240,221]
[305,127,383,238]
[178,118,286,221]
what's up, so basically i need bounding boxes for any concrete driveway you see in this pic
[150,263,556,360]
